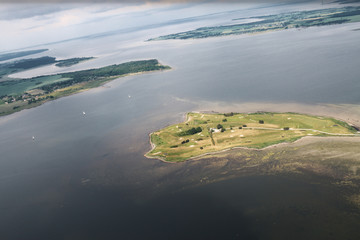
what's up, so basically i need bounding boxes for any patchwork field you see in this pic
[146,112,359,162]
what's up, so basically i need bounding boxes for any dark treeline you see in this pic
[224,112,235,117]
[178,127,202,136]
[40,59,170,92]
[11,56,56,69]
[55,57,94,67]
[0,49,48,61]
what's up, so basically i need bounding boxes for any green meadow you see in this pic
[146,112,358,162]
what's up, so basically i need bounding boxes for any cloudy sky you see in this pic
[0,3,161,50]
[0,0,321,52]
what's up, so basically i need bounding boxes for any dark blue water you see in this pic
[1,172,359,240]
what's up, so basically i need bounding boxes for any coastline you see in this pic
[145,110,360,163]
[0,68,171,118]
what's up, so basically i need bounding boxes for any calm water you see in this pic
[1,4,360,239]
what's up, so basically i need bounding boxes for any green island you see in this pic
[0,56,95,80]
[0,59,170,116]
[146,112,359,162]
[148,6,360,41]
[55,57,95,67]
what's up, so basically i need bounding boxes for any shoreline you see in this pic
[145,134,360,164]
[144,111,360,163]
[0,67,171,118]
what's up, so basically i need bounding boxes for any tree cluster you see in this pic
[40,59,168,93]
[178,127,202,136]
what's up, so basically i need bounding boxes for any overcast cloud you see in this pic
[0,0,330,52]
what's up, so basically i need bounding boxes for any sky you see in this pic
[0,0,326,52]
[0,3,159,51]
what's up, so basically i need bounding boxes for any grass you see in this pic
[146,112,358,162]
[0,75,70,96]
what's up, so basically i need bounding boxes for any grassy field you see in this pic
[148,6,360,41]
[146,112,359,162]
[0,75,71,96]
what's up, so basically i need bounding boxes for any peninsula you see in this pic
[0,56,94,80]
[0,59,170,116]
[146,112,359,162]
[148,6,360,41]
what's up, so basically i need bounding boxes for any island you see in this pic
[0,49,48,61]
[0,56,57,80]
[0,59,170,116]
[146,112,359,162]
[55,57,95,67]
[148,6,360,41]
[0,56,95,81]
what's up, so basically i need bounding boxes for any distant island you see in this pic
[0,56,95,80]
[0,49,48,61]
[148,6,360,41]
[55,57,95,67]
[146,112,359,162]
[0,59,170,116]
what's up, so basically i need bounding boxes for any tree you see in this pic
[178,127,202,136]
[259,120,264,124]
[217,124,223,129]
[224,112,234,117]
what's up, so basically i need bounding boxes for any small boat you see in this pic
[128,95,131,98]
[83,111,86,115]
[32,136,35,140]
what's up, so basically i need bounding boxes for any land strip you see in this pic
[0,59,171,116]
[148,6,360,41]
[146,112,359,162]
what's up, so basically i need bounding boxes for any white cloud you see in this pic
[0,3,159,50]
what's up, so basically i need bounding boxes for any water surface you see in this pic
[1,4,360,239]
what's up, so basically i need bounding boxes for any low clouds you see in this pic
[0,0,329,51]
[0,4,74,20]
[0,2,168,50]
